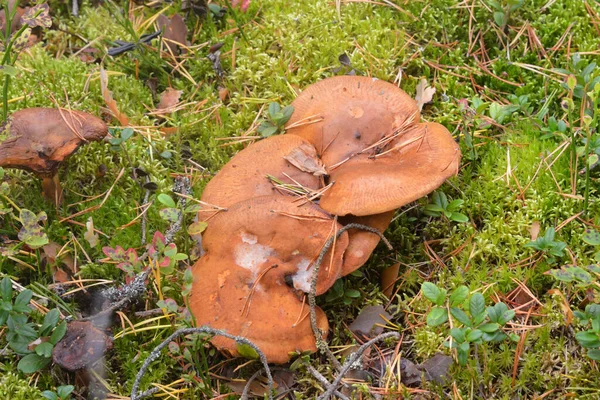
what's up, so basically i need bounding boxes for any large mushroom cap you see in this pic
[319,122,461,217]
[285,76,419,167]
[190,195,349,363]
[0,107,108,176]
[200,134,324,210]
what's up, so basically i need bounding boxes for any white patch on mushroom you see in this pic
[234,232,274,291]
[292,258,314,293]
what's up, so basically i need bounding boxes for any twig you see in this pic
[308,223,392,371]
[305,364,350,400]
[317,331,401,400]
[240,368,263,400]
[164,176,192,244]
[130,327,273,400]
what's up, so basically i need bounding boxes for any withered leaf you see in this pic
[20,3,51,28]
[100,67,129,126]
[156,87,183,113]
[284,143,327,176]
[418,353,452,384]
[381,262,400,298]
[349,305,392,338]
[415,78,436,111]
[52,321,113,371]
[157,13,188,55]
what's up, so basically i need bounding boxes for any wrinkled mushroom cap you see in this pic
[0,108,108,176]
[286,76,420,167]
[319,122,461,216]
[201,135,324,211]
[190,195,349,363]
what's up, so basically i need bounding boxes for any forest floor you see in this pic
[1,0,600,399]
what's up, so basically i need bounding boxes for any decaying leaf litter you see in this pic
[0,0,600,399]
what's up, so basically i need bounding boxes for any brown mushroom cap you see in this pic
[339,211,395,276]
[201,135,325,211]
[319,122,461,217]
[285,76,420,167]
[189,195,349,363]
[0,108,108,177]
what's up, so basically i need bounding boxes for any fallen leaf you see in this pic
[284,143,327,176]
[400,357,423,386]
[381,262,400,298]
[52,321,113,371]
[156,87,183,114]
[529,221,540,240]
[415,78,436,111]
[20,3,51,28]
[100,67,129,126]
[349,305,392,338]
[84,217,99,248]
[418,353,452,384]
[219,87,229,102]
[157,13,188,55]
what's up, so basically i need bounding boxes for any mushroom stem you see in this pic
[41,173,63,206]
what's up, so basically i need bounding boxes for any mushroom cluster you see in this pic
[189,76,461,363]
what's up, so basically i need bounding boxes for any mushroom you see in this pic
[200,134,325,211]
[189,195,349,363]
[285,75,420,167]
[0,108,108,205]
[318,122,460,217]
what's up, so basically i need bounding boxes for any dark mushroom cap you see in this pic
[0,108,108,177]
[285,76,420,168]
[189,195,349,363]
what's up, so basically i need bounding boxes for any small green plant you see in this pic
[488,0,524,29]
[108,127,134,150]
[257,102,294,137]
[423,191,469,223]
[546,264,600,288]
[574,304,600,361]
[0,277,67,373]
[524,227,566,263]
[41,385,74,400]
[582,228,600,262]
[421,282,517,366]
[325,278,362,305]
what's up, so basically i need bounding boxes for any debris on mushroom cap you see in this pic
[285,76,420,168]
[318,122,461,217]
[189,195,349,363]
[0,108,108,204]
[200,134,324,211]
[339,211,395,276]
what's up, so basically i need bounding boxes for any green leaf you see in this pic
[482,331,508,343]
[426,307,448,327]
[50,322,67,345]
[18,209,48,248]
[157,194,176,208]
[466,329,483,342]
[268,102,281,117]
[421,282,445,306]
[120,128,134,141]
[0,277,12,301]
[479,323,500,333]
[17,353,51,373]
[469,293,485,320]
[57,385,74,399]
[14,289,32,307]
[583,229,600,246]
[450,212,469,223]
[586,264,600,274]
[450,327,466,342]
[450,307,472,327]
[280,105,294,125]
[41,391,59,400]
[449,286,469,307]
[345,289,361,298]
[236,343,259,359]
[576,331,600,348]
[457,342,470,366]
[159,208,180,223]
[35,342,53,358]
[259,125,279,137]
[588,349,600,361]
[40,309,60,336]
[0,65,18,76]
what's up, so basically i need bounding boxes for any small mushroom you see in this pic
[0,108,108,205]
[200,134,325,210]
[52,320,113,372]
[285,75,419,167]
[189,195,349,363]
[319,122,460,216]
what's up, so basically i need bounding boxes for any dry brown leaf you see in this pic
[219,87,229,102]
[157,13,188,55]
[381,262,400,298]
[100,67,129,126]
[156,87,183,113]
[283,143,327,176]
[84,216,99,248]
[529,221,540,240]
[415,78,436,111]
